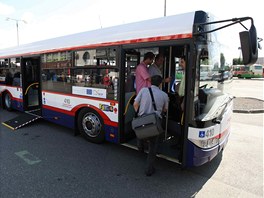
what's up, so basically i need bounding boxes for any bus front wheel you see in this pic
[4,92,12,111]
[77,108,105,143]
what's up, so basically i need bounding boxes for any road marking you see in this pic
[15,150,41,165]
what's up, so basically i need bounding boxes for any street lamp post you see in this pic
[164,0,167,17]
[6,17,27,46]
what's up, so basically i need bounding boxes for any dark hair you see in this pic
[143,52,155,61]
[155,53,164,61]
[151,75,162,86]
[180,55,186,60]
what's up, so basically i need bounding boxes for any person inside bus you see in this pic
[172,56,186,110]
[135,52,155,94]
[133,75,169,176]
[12,72,21,86]
[178,56,186,97]
[134,52,155,153]
[148,53,171,84]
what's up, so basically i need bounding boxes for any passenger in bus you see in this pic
[12,72,21,86]
[148,53,171,84]
[178,56,186,97]
[133,75,169,176]
[103,74,110,87]
[172,56,186,110]
[135,52,155,94]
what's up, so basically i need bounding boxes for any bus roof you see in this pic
[0,11,197,58]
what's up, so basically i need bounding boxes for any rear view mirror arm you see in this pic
[193,17,253,36]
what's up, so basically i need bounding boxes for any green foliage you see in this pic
[233,58,243,65]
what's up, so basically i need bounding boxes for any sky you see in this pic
[0,0,263,58]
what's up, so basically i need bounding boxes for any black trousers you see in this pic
[137,136,159,171]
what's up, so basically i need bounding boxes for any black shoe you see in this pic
[145,167,156,176]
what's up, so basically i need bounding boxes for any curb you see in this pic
[233,77,264,81]
[233,109,264,113]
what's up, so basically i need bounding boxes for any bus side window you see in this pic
[5,72,13,85]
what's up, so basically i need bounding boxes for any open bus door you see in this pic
[21,57,41,111]
[2,57,42,130]
[123,50,140,141]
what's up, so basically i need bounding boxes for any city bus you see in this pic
[0,11,259,167]
[233,64,263,78]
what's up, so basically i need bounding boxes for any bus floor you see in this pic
[123,133,182,164]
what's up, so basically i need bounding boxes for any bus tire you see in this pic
[4,92,12,111]
[77,108,105,144]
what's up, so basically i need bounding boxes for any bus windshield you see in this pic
[198,40,233,90]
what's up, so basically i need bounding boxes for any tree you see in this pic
[233,58,243,65]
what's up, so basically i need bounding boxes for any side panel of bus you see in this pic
[41,91,119,143]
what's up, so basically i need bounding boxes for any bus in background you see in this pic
[0,11,260,168]
[250,64,264,77]
[233,64,263,78]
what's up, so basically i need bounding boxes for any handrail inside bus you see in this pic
[124,92,136,115]
[25,82,39,95]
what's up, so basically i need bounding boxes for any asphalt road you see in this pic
[0,79,263,198]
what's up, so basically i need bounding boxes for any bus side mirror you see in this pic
[239,24,258,65]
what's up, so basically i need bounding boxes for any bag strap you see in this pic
[148,87,157,111]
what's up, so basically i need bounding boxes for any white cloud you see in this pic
[21,12,34,24]
[0,2,15,15]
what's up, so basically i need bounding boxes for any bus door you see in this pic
[123,50,140,140]
[21,57,41,111]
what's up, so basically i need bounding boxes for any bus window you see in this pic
[75,49,116,67]
[41,51,73,94]
[71,68,119,100]
[0,59,9,84]
[124,51,139,92]
[42,68,72,93]
[71,48,119,100]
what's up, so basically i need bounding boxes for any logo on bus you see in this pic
[62,98,72,108]
[99,104,113,112]
[199,131,205,138]
[86,89,92,95]
[199,128,214,138]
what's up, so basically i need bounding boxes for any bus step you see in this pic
[25,109,41,117]
[2,113,42,130]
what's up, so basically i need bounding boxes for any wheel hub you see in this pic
[82,113,102,137]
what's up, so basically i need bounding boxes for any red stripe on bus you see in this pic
[12,97,23,102]
[213,127,230,139]
[43,105,74,116]
[0,89,22,102]
[42,90,118,103]
[0,33,192,58]
[42,104,118,127]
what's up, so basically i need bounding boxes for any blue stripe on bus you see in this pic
[42,108,119,143]
[42,108,75,129]
[12,100,24,111]
[186,134,229,167]
[105,125,118,143]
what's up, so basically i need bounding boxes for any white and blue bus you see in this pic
[0,11,259,167]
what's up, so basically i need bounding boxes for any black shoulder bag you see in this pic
[131,87,164,140]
